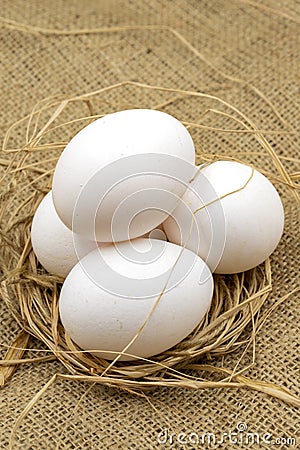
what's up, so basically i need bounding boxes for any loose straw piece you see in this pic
[0,17,294,131]
[0,330,30,387]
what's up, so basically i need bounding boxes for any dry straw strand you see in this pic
[0,330,30,386]
[235,0,300,25]
[0,17,295,132]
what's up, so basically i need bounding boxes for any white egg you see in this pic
[52,109,195,242]
[163,161,284,274]
[59,239,213,360]
[31,191,100,277]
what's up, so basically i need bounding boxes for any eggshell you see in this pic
[59,239,213,360]
[52,109,195,242]
[142,223,167,240]
[163,161,284,274]
[31,191,100,277]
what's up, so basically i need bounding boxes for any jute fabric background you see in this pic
[0,1,299,449]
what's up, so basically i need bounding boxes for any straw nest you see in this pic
[0,80,299,408]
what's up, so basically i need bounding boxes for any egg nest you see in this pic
[0,82,298,405]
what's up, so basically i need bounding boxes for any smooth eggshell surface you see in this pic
[52,109,195,242]
[59,239,213,360]
[141,223,167,240]
[31,191,100,277]
[163,161,284,274]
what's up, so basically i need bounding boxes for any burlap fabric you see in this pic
[0,1,299,449]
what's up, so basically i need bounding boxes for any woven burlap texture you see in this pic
[0,1,299,449]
